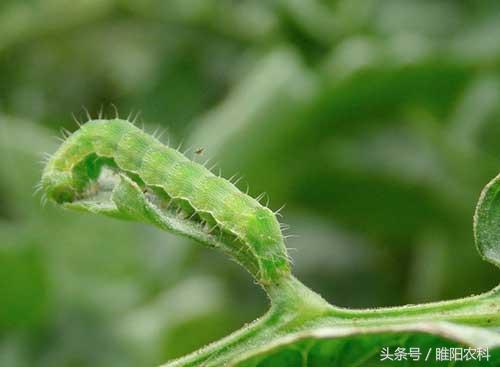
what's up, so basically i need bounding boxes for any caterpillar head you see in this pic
[41,170,76,204]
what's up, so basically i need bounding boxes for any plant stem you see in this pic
[161,275,328,367]
[161,275,499,366]
[323,284,500,327]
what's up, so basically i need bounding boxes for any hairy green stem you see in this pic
[162,275,499,366]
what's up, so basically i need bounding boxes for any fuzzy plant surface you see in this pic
[40,118,500,366]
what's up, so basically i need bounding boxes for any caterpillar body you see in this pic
[41,119,290,285]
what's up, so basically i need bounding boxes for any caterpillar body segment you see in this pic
[41,119,290,285]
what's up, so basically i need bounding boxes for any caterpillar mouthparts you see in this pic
[41,118,291,286]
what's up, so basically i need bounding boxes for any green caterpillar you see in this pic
[40,118,290,286]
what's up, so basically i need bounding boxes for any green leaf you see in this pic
[475,173,500,268]
[231,323,500,367]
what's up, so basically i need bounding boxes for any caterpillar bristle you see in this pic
[126,109,135,122]
[202,158,212,167]
[39,157,51,166]
[60,127,71,138]
[276,252,293,265]
[110,103,119,119]
[71,112,82,127]
[255,192,266,203]
[232,176,243,186]
[53,135,66,143]
[274,204,286,217]
[208,163,218,172]
[228,173,241,185]
[152,126,167,140]
[131,110,141,125]
[33,182,43,196]
[151,125,158,137]
[279,223,290,231]
[81,105,92,122]
[40,193,48,207]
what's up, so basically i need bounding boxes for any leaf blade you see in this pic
[230,322,500,367]
[474,173,500,268]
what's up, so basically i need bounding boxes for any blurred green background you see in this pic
[1,1,500,366]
